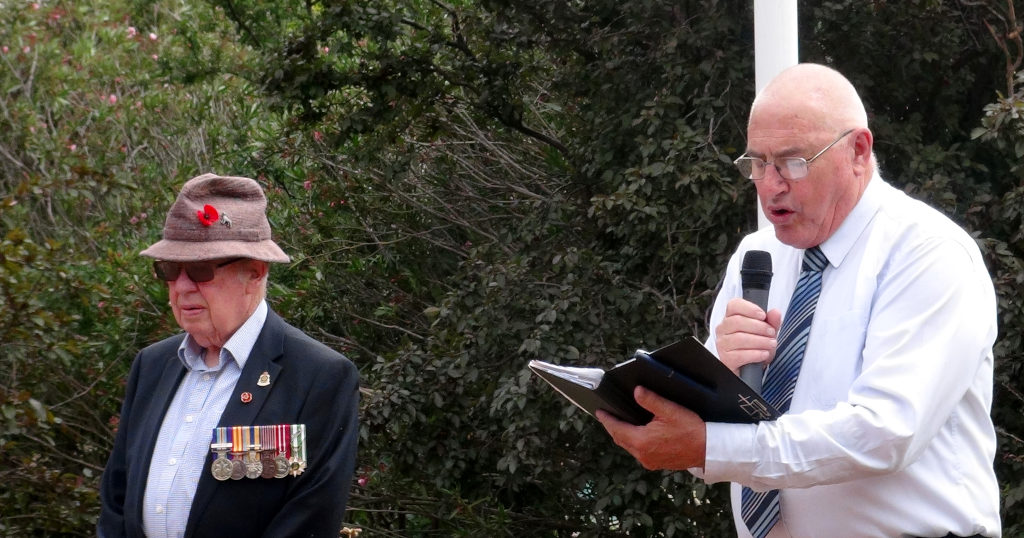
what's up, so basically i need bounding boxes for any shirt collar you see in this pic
[177,300,269,372]
[818,171,887,268]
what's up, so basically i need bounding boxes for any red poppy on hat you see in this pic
[197,204,219,226]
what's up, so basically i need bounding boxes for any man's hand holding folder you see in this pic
[596,387,707,472]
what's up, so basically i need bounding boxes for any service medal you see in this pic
[289,423,307,476]
[211,453,233,481]
[260,450,277,479]
[245,455,263,479]
[244,426,263,479]
[259,425,277,479]
[230,457,246,480]
[274,423,290,478]
[230,425,246,480]
[275,456,290,478]
[210,432,233,481]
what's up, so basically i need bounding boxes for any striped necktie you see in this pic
[741,246,828,538]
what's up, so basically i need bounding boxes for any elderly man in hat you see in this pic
[98,173,360,538]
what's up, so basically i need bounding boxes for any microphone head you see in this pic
[741,250,773,289]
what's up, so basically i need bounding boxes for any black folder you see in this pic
[528,336,780,425]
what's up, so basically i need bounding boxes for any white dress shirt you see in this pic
[142,300,268,538]
[701,176,1000,537]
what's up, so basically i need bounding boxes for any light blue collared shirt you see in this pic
[142,300,268,538]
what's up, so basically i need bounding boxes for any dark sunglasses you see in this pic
[153,258,245,283]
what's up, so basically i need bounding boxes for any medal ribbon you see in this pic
[210,426,228,461]
[278,424,290,459]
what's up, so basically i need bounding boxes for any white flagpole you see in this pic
[753,0,798,229]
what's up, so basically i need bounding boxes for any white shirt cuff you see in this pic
[702,421,759,485]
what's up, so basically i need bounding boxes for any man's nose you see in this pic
[757,164,790,196]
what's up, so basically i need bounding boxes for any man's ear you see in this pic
[243,260,270,289]
[852,128,874,175]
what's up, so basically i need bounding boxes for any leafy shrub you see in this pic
[3,0,1024,536]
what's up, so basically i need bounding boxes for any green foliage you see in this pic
[4,0,1024,535]
[974,67,1024,538]
[192,0,753,534]
[0,0,295,535]
[190,0,1024,535]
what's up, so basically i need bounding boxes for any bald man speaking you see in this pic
[598,64,1000,538]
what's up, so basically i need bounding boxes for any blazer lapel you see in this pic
[184,309,286,537]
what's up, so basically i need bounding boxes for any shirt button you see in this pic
[203,374,212,382]
[156,505,165,514]
[168,458,177,465]
[185,415,194,423]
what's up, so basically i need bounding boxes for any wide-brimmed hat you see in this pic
[140,173,291,263]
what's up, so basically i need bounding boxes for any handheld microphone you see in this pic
[739,250,773,394]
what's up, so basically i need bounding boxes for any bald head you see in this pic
[750,63,868,134]
[743,63,876,248]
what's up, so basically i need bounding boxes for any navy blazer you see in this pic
[98,309,360,537]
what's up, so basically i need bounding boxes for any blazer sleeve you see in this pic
[260,340,360,537]
[98,335,184,538]
[97,351,144,538]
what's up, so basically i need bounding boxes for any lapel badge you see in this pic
[257,371,271,387]
[240,391,253,404]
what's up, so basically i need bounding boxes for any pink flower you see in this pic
[127,27,137,38]
[149,32,157,41]
[1,46,7,54]
[357,476,368,487]
[22,46,30,53]
[303,180,312,190]
[151,54,158,60]
[67,143,76,151]
[322,46,329,54]
[108,94,117,104]
[31,3,40,10]
[313,131,323,142]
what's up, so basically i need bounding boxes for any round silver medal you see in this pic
[245,459,263,480]
[274,456,289,478]
[211,457,233,481]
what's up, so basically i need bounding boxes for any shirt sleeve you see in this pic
[702,236,997,491]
